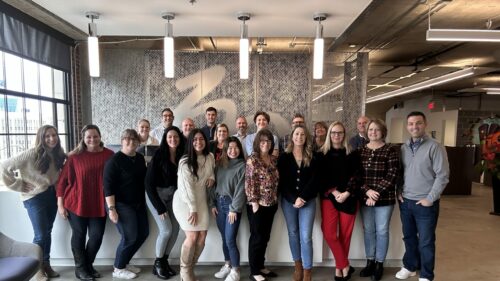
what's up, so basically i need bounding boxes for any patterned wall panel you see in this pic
[91,50,311,143]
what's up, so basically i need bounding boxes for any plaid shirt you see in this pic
[359,144,400,206]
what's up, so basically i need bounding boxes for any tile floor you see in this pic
[51,183,500,281]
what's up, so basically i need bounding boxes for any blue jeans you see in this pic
[399,199,440,281]
[113,202,149,269]
[215,196,242,267]
[23,186,57,262]
[281,197,316,269]
[360,204,394,262]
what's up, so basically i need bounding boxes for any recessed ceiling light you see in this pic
[349,44,356,48]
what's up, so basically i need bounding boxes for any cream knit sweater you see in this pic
[0,148,60,201]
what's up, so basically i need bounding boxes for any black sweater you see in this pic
[103,151,146,206]
[277,152,318,203]
[144,150,180,214]
[317,148,361,214]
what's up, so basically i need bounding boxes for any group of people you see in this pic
[0,106,449,281]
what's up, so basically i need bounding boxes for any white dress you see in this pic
[173,153,215,231]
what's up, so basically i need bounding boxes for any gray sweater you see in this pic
[400,135,449,202]
[209,158,246,212]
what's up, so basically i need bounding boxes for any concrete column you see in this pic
[342,52,368,137]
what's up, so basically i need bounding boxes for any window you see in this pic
[0,51,71,159]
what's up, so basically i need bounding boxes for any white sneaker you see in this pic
[214,264,232,278]
[125,264,141,274]
[113,268,137,279]
[224,269,240,281]
[419,279,430,281]
[395,267,416,279]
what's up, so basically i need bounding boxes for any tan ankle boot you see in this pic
[303,268,312,281]
[180,244,195,281]
[293,260,303,281]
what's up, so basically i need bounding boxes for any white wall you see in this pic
[385,95,458,146]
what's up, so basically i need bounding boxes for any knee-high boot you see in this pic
[192,243,205,264]
[180,245,195,281]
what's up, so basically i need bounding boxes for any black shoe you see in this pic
[260,269,278,278]
[88,265,101,278]
[153,257,170,280]
[344,266,355,281]
[162,255,177,276]
[371,262,384,281]
[334,276,345,281]
[360,260,375,277]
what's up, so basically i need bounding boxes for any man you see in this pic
[233,116,249,157]
[150,108,175,143]
[201,107,217,141]
[181,117,195,141]
[349,116,370,150]
[280,113,305,151]
[245,111,279,157]
[396,111,449,281]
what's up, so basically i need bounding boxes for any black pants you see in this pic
[67,212,106,264]
[113,202,149,269]
[247,204,278,275]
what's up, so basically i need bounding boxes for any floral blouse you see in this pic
[245,154,279,206]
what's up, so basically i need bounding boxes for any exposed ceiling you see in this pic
[14,0,371,38]
[5,0,500,116]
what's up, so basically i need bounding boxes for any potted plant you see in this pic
[478,131,500,215]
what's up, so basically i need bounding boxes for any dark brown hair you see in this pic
[252,128,275,156]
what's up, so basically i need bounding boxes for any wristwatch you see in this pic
[108,206,116,211]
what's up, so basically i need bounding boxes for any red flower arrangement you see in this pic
[479,131,500,179]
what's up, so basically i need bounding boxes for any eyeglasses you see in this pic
[330,131,345,136]
[123,137,139,144]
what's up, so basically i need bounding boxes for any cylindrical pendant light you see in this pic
[238,13,251,80]
[86,12,100,77]
[313,13,327,80]
[162,12,175,78]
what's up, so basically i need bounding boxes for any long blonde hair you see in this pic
[285,125,313,167]
[321,121,351,155]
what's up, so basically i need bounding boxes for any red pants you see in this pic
[321,199,357,269]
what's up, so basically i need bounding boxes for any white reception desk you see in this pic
[0,188,404,267]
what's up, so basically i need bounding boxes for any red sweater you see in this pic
[56,148,114,217]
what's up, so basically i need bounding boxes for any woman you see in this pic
[104,129,149,279]
[210,137,246,281]
[313,121,328,152]
[137,119,159,145]
[319,121,360,281]
[145,126,185,279]
[358,119,399,281]
[56,125,114,281]
[173,129,215,281]
[209,123,229,161]
[245,128,279,281]
[0,125,66,281]
[278,125,318,281]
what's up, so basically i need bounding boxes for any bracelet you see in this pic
[108,206,116,211]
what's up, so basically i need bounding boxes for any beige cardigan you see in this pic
[0,148,60,201]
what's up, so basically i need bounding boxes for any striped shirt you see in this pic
[359,144,400,206]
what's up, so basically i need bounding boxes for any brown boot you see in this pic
[180,244,195,281]
[42,261,60,278]
[303,268,312,281]
[293,260,303,281]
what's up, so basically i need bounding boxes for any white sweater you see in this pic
[0,148,60,201]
